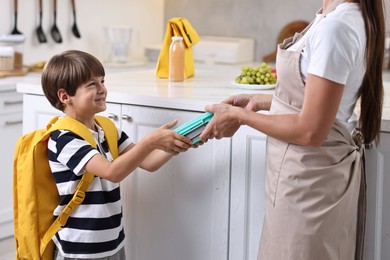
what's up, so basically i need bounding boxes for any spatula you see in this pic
[51,0,62,43]
[36,0,47,43]
[71,0,81,38]
[11,0,22,35]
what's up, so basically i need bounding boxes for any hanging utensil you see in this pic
[51,0,62,43]
[36,0,47,43]
[71,0,81,38]
[11,0,22,35]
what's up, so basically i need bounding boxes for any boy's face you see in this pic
[62,75,107,118]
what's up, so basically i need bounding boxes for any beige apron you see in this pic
[258,1,366,259]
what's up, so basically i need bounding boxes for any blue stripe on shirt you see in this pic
[63,212,123,230]
[58,186,121,206]
[56,229,125,255]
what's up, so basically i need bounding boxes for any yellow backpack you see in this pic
[13,116,118,260]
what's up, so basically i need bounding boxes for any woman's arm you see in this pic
[201,74,344,147]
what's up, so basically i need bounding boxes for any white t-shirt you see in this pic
[289,3,366,132]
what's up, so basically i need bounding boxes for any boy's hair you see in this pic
[41,50,105,111]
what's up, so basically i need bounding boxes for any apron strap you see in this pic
[287,0,346,51]
[352,130,366,260]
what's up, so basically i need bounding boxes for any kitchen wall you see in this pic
[164,0,390,62]
[1,0,389,66]
[0,0,165,65]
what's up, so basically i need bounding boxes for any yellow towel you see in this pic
[156,17,200,79]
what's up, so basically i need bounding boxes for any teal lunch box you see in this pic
[173,112,214,144]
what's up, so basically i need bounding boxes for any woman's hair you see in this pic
[41,50,105,111]
[358,0,385,145]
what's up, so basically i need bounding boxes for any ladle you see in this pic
[50,0,62,43]
[11,0,22,35]
[71,0,81,38]
[36,0,47,43]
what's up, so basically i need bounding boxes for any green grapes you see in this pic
[235,63,277,85]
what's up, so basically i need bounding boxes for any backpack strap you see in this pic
[94,115,119,159]
[40,173,95,255]
[39,116,118,256]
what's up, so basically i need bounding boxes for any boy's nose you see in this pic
[97,83,107,93]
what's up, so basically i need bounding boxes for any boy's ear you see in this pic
[57,88,70,104]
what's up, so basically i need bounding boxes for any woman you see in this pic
[200,0,384,259]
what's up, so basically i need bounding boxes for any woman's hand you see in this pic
[200,103,242,141]
[223,93,273,111]
[199,93,273,141]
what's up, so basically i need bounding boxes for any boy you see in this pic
[41,50,193,259]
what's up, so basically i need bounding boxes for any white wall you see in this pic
[0,0,165,64]
[165,0,390,61]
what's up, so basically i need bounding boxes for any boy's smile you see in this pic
[59,75,107,128]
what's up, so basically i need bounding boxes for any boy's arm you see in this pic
[139,149,174,172]
[84,120,191,183]
[119,143,174,172]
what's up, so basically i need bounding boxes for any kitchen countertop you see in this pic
[16,68,273,112]
[15,68,390,132]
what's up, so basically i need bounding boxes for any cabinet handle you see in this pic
[107,113,118,121]
[4,100,23,106]
[121,114,132,121]
[5,119,23,125]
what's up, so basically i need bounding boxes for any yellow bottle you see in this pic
[169,36,185,82]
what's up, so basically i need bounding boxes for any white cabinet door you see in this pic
[0,88,23,239]
[230,125,267,260]
[120,104,231,260]
[365,133,390,260]
[22,94,62,133]
[0,112,23,239]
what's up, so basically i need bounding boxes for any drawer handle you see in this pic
[4,100,23,106]
[5,119,23,125]
[107,113,118,121]
[121,114,132,121]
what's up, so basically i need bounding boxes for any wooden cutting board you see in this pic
[263,20,309,63]
[0,67,29,78]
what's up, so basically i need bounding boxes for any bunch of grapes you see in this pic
[235,63,277,85]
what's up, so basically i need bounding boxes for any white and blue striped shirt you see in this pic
[48,124,131,258]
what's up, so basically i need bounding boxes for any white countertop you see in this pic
[14,68,390,132]
[0,72,40,92]
[16,68,273,112]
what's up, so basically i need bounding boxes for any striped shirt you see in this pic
[48,123,132,258]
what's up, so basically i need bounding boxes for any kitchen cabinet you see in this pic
[22,94,232,260]
[0,86,23,239]
[230,125,267,260]
[118,105,231,260]
[364,133,390,260]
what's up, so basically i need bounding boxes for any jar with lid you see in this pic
[169,36,185,82]
[0,46,15,71]
[0,34,26,71]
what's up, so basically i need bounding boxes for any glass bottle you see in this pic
[169,36,185,82]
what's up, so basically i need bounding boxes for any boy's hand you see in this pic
[148,120,192,155]
[191,139,206,149]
